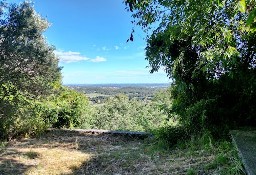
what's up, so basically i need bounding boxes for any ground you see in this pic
[0,129,244,175]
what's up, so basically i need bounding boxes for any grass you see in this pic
[0,129,245,175]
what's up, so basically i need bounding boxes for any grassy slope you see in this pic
[0,129,245,175]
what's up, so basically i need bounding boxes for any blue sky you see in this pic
[10,0,170,84]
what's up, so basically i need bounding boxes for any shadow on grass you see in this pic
[0,129,147,175]
[0,149,34,175]
[69,146,145,175]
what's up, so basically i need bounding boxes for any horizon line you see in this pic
[64,83,171,85]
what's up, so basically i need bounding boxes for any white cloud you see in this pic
[55,50,107,63]
[55,51,89,63]
[90,56,107,63]
[114,46,119,50]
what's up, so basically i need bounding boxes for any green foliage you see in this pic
[0,1,61,96]
[0,83,92,139]
[48,87,93,128]
[247,8,256,26]
[153,126,189,147]
[186,169,196,175]
[0,1,92,140]
[204,141,245,175]
[0,1,67,140]
[125,0,256,138]
[89,94,168,131]
[0,83,49,140]
[180,135,244,174]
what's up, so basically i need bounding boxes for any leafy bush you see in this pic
[153,126,189,147]
[46,87,93,129]
[0,83,49,140]
[0,83,93,140]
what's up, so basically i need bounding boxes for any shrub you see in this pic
[0,84,93,140]
[0,83,49,140]
[153,125,189,147]
[48,87,93,129]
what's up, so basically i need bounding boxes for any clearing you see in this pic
[0,129,244,175]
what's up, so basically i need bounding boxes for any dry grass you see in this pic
[0,131,92,175]
[0,129,244,175]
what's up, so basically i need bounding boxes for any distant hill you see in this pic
[65,83,170,104]
[65,83,170,88]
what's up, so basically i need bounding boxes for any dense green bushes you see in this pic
[0,83,48,140]
[0,83,92,140]
[46,87,93,129]
[88,93,169,132]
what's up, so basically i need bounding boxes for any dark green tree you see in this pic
[0,1,62,139]
[125,0,256,137]
[0,1,61,96]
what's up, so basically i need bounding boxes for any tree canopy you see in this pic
[125,0,256,136]
[0,1,61,96]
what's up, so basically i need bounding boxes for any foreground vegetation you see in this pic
[0,129,245,175]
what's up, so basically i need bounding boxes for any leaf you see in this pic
[239,0,246,13]
[246,8,256,26]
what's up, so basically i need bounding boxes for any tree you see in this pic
[49,87,93,129]
[0,1,62,140]
[125,0,256,136]
[0,1,61,97]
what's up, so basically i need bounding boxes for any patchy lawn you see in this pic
[0,129,244,175]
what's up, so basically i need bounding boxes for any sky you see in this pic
[9,0,170,84]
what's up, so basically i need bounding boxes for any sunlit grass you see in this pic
[24,148,91,175]
[0,147,92,175]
